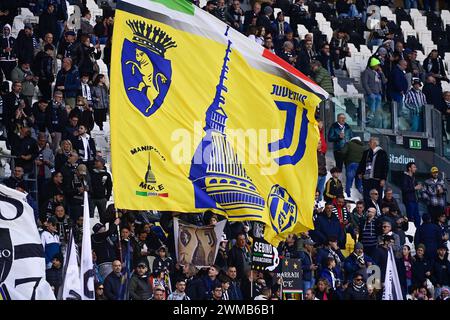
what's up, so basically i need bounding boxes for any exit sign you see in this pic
[409,139,422,149]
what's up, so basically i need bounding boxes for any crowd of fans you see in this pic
[0,0,449,301]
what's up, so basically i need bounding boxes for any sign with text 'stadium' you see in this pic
[110,0,328,247]
[278,258,303,293]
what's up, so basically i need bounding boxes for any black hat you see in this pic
[383,234,394,242]
[438,244,448,251]
[92,223,104,233]
[52,252,64,263]
[65,30,76,37]
[24,23,33,30]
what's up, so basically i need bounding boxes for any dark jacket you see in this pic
[327,122,353,151]
[432,255,450,287]
[31,102,51,132]
[422,82,445,111]
[318,151,327,176]
[228,281,243,300]
[341,139,364,165]
[343,284,369,300]
[91,228,118,264]
[14,30,38,64]
[38,9,58,39]
[128,273,152,300]
[103,272,122,300]
[298,250,314,281]
[71,134,97,164]
[411,255,432,287]
[185,276,206,300]
[228,245,251,281]
[316,52,335,77]
[324,177,343,203]
[401,173,418,204]
[387,65,408,100]
[0,34,16,61]
[314,213,346,248]
[48,101,68,133]
[343,253,374,281]
[414,222,442,260]
[56,66,80,99]
[90,168,112,200]
[356,147,389,181]
[57,41,83,66]
[45,266,62,296]
[12,135,39,173]
[33,51,55,83]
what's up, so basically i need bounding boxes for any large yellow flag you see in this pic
[110,0,328,246]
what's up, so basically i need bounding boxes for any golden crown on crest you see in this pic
[126,20,177,57]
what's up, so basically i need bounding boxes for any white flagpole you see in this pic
[80,191,95,300]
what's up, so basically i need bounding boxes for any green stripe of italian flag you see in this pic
[117,0,329,100]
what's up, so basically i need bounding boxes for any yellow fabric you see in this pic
[110,10,324,246]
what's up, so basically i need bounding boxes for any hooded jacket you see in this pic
[0,24,16,61]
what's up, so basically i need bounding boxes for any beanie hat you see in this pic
[369,57,381,67]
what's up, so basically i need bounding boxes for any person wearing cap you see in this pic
[256,5,274,38]
[299,238,318,293]
[310,60,334,95]
[361,57,387,125]
[411,243,432,288]
[343,272,369,300]
[45,252,63,297]
[404,77,427,131]
[152,245,174,275]
[41,216,61,269]
[90,155,112,221]
[323,167,343,204]
[91,218,121,280]
[57,30,83,66]
[129,262,152,300]
[422,167,447,221]
[432,244,450,298]
[344,242,374,281]
[341,135,364,198]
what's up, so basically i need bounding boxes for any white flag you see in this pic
[0,184,55,300]
[59,229,82,300]
[80,191,95,300]
[382,246,404,300]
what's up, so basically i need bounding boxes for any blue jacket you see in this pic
[401,173,417,204]
[228,281,243,300]
[343,253,374,280]
[103,272,122,300]
[327,122,353,151]
[314,214,346,248]
[316,247,345,281]
[388,65,408,101]
[298,250,314,281]
[56,66,80,98]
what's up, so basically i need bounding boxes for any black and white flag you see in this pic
[382,246,404,300]
[0,184,55,300]
[58,229,82,300]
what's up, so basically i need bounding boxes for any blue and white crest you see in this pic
[268,185,298,233]
[121,20,176,117]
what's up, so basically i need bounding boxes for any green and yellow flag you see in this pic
[110,0,328,246]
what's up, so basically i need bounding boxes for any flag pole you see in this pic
[115,208,123,263]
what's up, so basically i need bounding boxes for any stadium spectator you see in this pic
[128,262,152,300]
[46,253,63,297]
[328,113,353,171]
[402,162,422,227]
[0,24,16,81]
[168,279,190,300]
[55,57,81,109]
[343,272,369,300]
[38,2,58,40]
[11,61,38,107]
[317,140,327,201]
[15,24,39,66]
[226,0,244,32]
[422,167,447,221]
[103,260,123,300]
[423,49,448,85]
[92,74,109,131]
[323,167,343,204]
[404,78,427,132]
[314,204,346,248]
[357,137,388,206]
[33,44,55,100]
[48,90,68,152]
[311,60,334,95]
[316,43,335,77]
[414,214,443,261]
[41,216,61,269]
[330,29,351,70]
[341,136,364,198]
[361,57,386,123]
